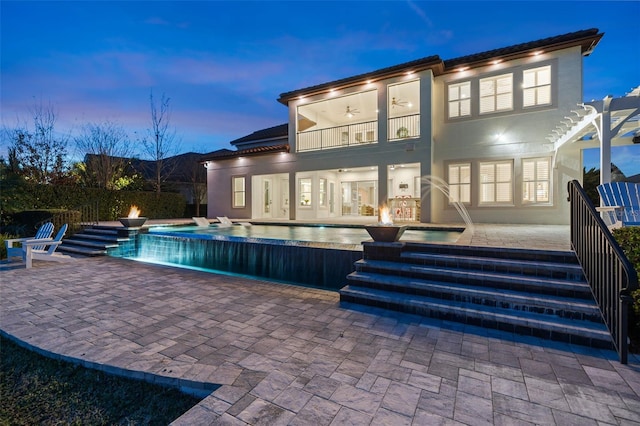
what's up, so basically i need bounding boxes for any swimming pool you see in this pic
[146,223,462,246]
[113,223,463,290]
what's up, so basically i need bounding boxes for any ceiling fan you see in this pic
[391,97,408,108]
[345,106,360,118]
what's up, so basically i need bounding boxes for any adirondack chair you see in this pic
[596,182,640,229]
[5,222,55,260]
[23,223,73,268]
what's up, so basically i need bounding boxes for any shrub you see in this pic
[612,227,640,349]
[0,233,17,260]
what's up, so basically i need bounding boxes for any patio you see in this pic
[1,224,639,425]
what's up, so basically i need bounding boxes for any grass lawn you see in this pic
[0,335,202,425]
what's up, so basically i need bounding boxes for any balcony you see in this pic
[388,114,420,141]
[297,120,377,152]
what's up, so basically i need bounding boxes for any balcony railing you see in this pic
[567,180,638,364]
[297,120,377,152]
[388,114,420,141]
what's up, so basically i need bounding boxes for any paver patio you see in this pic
[1,224,639,425]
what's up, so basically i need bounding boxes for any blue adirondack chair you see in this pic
[596,182,640,229]
[5,222,55,259]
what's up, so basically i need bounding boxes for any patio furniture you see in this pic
[5,222,55,260]
[596,182,640,229]
[216,216,251,227]
[23,223,74,268]
[192,217,210,227]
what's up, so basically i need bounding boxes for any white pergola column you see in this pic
[599,96,612,185]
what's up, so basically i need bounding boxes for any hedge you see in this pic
[2,183,186,222]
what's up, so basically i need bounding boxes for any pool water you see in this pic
[147,224,462,246]
[113,223,463,290]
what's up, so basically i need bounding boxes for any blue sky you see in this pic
[1,1,639,174]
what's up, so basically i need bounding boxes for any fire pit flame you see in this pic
[128,205,142,218]
[364,205,407,242]
[380,206,393,225]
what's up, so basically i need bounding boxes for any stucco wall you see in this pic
[430,46,584,225]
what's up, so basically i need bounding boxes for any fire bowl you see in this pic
[119,217,148,228]
[364,225,408,242]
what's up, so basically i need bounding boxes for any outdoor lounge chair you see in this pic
[5,221,55,260]
[596,182,640,229]
[216,216,251,227]
[192,217,210,227]
[23,223,73,268]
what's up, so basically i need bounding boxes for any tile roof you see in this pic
[278,55,442,104]
[230,123,288,145]
[443,28,603,71]
[278,29,602,103]
[201,144,290,161]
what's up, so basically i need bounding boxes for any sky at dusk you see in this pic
[1,1,639,174]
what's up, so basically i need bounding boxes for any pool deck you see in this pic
[2,222,640,425]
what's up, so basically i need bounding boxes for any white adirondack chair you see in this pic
[23,223,74,268]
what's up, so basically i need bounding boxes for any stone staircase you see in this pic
[339,242,612,349]
[58,226,129,257]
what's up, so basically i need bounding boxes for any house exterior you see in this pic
[202,29,607,225]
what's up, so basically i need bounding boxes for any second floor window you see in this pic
[479,73,513,114]
[523,66,551,107]
[448,81,471,118]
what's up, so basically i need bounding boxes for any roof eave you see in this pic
[278,55,442,105]
[201,144,290,162]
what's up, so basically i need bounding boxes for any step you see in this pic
[401,252,584,280]
[339,286,612,349]
[57,245,106,256]
[354,259,591,298]
[69,233,127,243]
[62,238,119,249]
[346,272,602,322]
[401,243,579,264]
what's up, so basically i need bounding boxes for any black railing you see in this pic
[388,114,420,141]
[297,120,377,152]
[567,180,638,364]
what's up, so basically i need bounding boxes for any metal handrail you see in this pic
[297,120,377,152]
[567,180,638,364]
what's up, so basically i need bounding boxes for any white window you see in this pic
[319,178,327,207]
[299,178,312,206]
[522,157,551,203]
[232,176,245,208]
[523,66,551,107]
[479,74,513,114]
[448,163,471,203]
[480,161,513,204]
[448,81,471,118]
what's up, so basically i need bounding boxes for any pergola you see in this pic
[548,86,640,184]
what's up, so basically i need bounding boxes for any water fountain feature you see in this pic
[421,175,475,234]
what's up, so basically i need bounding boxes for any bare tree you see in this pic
[75,121,134,189]
[3,101,69,184]
[188,159,207,216]
[143,91,181,193]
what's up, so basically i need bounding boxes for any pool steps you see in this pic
[58,226,129,256]
[340,242,612,349]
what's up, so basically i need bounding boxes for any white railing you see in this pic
[388,114,420,141]
[297,120,377,152]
